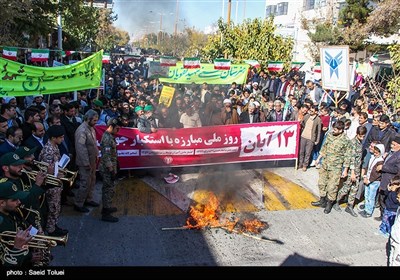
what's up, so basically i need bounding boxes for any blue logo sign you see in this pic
[325,51,342,78]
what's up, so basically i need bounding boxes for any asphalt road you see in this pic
[50,161,388,267]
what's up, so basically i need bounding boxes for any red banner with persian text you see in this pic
[94,122,300,169]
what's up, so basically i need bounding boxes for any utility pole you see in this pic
[57,0,62,50]
[227,0,232,23]
[174,0,179,37]
[224,0,232,59]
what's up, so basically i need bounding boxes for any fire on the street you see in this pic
[185,191,267,234]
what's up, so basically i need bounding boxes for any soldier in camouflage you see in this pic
[333,126,367,217]
[311,121,352,214]
[99,118,121,223]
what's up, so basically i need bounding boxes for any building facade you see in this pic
[265,0,346,67]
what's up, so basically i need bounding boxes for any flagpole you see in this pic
[57,0,63,50]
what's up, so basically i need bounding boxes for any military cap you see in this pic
[93,99,103,107]
[144,105,154,112]
[15,146,37,159]
[134,106,144,113]
[47,125,65,138]
[107,118,123,127]
[0,178,29,200]
[0,153,27,166]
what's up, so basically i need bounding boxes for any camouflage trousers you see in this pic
[100,170,116,209]
[45,187,62,233]
[318,167,342,201]
[336,174,360,206]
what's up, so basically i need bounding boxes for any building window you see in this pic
[304,0,315,10]
[266,5,277,17]
[277,2,288,16]
[338,2,346,12]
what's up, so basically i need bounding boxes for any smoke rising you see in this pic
[114,0,177,38]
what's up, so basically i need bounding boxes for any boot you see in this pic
[311,196,327,207]
[345,205,358,217]
[324,200,334,214]
[333,202,342,212]
[101,214,119,223]
[101,207,118,214]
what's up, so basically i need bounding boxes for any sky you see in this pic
[113,0,266,40]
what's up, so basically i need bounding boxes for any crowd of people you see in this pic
[0,54,399,266]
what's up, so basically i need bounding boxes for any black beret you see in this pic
[47,125,65,138]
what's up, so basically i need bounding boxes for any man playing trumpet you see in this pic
[0,152,46,219]
[0,179,40,266]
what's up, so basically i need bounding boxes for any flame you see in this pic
[185,190,267,234]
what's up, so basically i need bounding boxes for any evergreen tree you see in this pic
[339,0,372,27]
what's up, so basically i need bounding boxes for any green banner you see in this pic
[0,50,103,97]
[159,62,249,85]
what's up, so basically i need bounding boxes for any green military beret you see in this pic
[0,153,27,167]
[15,146,38,159]
[0,178,28,200]
[93,99,103,107]
[134,106,144,113]
[144,104,153,112]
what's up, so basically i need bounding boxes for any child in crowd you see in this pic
[360,144,385,218]
[380,176,400,237]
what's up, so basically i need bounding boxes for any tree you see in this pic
[202,18,294,69]
[306,0,374,53]
[364,0,400,37]
[62,0,100,50]
[388,45,400,108]
[0,0,55,46]
[93,9,119,51]
[339,0,372,27]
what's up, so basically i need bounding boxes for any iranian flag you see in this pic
[2,47,18,61]
[313,62,321,73]
[291,62,305,71]
[62,50,76,57]
[244,60,260,68]
[160,56,177,67]
[102,52,111,64]
[31,49,49,62]
[214,58,231,70]
[267,61,284,72]
[183,57,200,69]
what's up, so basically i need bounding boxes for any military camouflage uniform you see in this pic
[318,132,351,201]
[99,130,118,209]
[336,136,363,205]
[39,142,62,234]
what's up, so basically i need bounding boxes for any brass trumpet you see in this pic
[33,160,78,187]
[0,231,68,249]
[21,169,63,188]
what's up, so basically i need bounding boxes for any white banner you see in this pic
[320,46,350,92]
